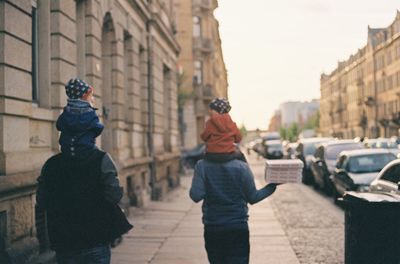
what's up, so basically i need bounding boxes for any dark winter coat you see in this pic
[56,99,104,158]
[200,113,242,154]
[36,149,132,252]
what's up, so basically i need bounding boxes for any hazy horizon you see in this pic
[215,1,400,130]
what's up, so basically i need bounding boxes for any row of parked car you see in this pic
[289,137,400,202]
[183,133,400,203]
[246,135,400,202]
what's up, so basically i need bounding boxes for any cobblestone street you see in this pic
[112,152,345,263]
[266,165,345,263]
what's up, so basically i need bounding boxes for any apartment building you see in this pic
[321,11,400,139]
[0,0,181,262]
[174,0,228,149]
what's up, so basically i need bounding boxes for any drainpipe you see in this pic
[372,48,379,137]
[146,18,157,200]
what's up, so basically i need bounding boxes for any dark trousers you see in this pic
[56,244,111,264]
[204,225,250,264]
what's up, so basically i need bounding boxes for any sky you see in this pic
[214,1,400,130]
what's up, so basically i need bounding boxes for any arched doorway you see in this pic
[101,13,115,154]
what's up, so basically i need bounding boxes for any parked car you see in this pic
[364,137,400,158]
[372,138,400,157]
[283,142,298,159]
[370,159,400,193]
[262,140,284,159]
[330,149,396,202]
[252,138,263,155]
[261,132,281,141]
[181,144,205,169]
[363,138,378,148]
[310,140,364,194]
[296,137,332,184]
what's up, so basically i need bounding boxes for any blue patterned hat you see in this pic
[65,78,91,99]
[209,98,231,114]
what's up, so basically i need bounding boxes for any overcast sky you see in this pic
[214,1,400,130]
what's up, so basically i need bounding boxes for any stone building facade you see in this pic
[0,0,180,262]
[174,0,228,149]
[321,11,400,139]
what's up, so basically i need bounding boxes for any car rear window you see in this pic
[268,144,283,151]
[348,154,396,173]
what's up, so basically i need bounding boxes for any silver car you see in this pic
[331,149,396,202]
[370,159,400,194]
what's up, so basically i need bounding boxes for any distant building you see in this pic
[268,110,282,132]
[279,100,319,128]
[174,0,228,149]
[320,11,400,139]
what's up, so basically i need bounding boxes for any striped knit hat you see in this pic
[65,78,91,99]
[209,98,231,114]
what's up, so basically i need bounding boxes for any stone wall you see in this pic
[0,0,181,262]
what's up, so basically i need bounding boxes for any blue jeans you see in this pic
[56,244,111,264]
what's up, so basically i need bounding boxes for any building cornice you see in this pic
[121,0,180,54]
[124,0,152,22]
[148,12,181,54]
[322,10,400,80]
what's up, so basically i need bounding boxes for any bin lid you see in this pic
[343,191,400,203]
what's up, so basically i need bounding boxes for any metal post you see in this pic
[146,19,157,200]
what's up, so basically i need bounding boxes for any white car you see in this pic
[370,159,400,193]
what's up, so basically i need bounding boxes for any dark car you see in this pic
[330,149,396,202]
[370,159,400,194]
[181,144,205,169]
[262,140,284,159]
[310,140,364,194]
[296,137,332,184]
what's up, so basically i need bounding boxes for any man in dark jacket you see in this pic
[36,78,132,264]
[190,100,278,264]
[190,156,278,264]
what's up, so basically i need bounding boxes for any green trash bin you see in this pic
[341,191,400,264]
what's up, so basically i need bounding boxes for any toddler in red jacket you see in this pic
[201,98,246,162]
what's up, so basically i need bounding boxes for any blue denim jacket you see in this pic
[56,99,104,158]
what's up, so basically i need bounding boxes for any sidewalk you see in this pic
[111,160,300,264]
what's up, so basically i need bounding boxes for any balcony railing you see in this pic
[195,84,214,101]
[193,37,213,53]
[364,96,375,107]
[193,0,212,10]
